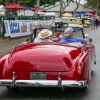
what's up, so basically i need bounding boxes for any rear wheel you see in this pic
[91,70,93,76]
[77,84,88,92]
[91,55,96,76]
[81,85,88,91]
[6,86,20,91]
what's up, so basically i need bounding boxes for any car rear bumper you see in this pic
[0,80,87,88]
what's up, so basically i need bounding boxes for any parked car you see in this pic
[61,17,91,27]
[61,17,82,25]
[79,18,91,27]
[0,25,96,91]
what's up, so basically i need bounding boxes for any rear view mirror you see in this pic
[85,34,89,38]
[89,38,93,42]
[85,34,93,43]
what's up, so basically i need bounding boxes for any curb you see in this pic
[0,35,30,43]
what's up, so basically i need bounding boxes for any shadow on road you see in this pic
[0,69,97,100]
[0,87,88,100]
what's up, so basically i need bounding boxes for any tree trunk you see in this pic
[60,0,71,17]
[96,3,98,15]
[73,0,81,17]
[13,0,18,4]
[37,0,40,6]
[12,0,18,15]
[60,0,63,17]
[5,0,10,15]
[13,0,16,4]
[6,0,10,5]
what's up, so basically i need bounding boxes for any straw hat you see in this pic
[38,29,52,38]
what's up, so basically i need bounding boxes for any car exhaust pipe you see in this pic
[61,86,65,91]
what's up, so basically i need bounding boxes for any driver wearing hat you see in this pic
[34,29,53,43]
[60,28,88,44]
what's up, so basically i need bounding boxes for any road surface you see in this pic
[0,28,100,100]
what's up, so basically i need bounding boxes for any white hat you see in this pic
[38,29,52,38]
[64,28,73,36]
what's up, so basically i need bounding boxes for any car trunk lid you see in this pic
[6,44,80,72]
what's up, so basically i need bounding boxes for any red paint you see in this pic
[0,42,95,85]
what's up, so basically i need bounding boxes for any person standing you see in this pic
[90,17,95,28]
[94,16,99,29]
[98,16,100,26]
[81,17,85,27]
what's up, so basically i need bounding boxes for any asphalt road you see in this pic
[0,27,100,100]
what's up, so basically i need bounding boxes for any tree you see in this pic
[3,0,59,7]
[13,0,19,4]
[73,0,81,16]
[19,0,59,7]
[60,0,71,17]
[0,0,5,5]
[60,0,76,17]
[60,0,82,17]
[5,0,10,5]
[85,0,100,14]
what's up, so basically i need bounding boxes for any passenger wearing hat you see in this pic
[34,29,53,43]
[60,28,87,44]
[56,32,63,40]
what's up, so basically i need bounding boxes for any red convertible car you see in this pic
[0,25,96,91]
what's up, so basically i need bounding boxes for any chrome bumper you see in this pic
[0,80,87,87]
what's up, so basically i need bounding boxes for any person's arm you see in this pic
[75,38,86,44]
[84,38,90,43]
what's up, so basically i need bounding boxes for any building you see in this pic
[46,1,95,14]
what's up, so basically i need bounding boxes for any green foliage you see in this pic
[86,0,100,8]
[1,0,73,7]
[0,0,5,5]
[19,0,59,7]
[0,0,60,7]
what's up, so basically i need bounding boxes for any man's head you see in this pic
[64,28,74,37]
[38,29,52,39]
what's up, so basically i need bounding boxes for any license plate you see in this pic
[30,72,46,80]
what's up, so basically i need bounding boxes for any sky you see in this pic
[78,0,86,4]
[80,0,85,4]
[43,0,86,9]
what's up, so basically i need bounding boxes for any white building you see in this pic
[46,1,95,14]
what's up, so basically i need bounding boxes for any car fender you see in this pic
[0,52,11,78]
[77,52,91,82]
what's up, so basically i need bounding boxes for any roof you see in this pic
[46,1,95,12]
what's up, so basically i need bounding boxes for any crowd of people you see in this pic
[82,15,100,29]
[90,16,100,29]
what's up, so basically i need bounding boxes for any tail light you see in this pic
[77,66,82,74]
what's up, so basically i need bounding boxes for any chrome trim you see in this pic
[57,73,62,87]
[0,80,87,87]
[12,72,16,87]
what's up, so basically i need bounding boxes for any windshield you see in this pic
[31,27,84,42]
[50,27,84,38]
